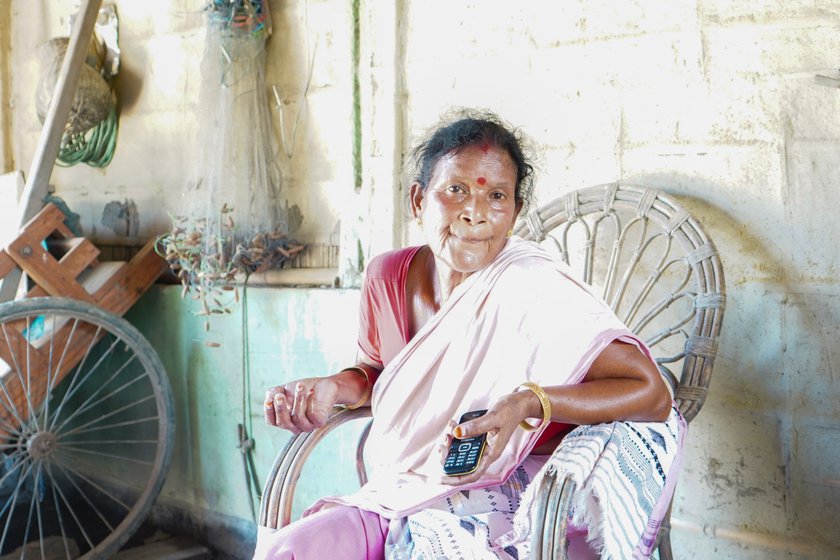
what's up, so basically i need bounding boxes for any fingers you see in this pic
[264,378,340,434]
[307,383,334,426]
[291,383,307,419]
[454,415,491,439]
[264,387,283,427]
[273,391,295,432]
[438,419,457,466]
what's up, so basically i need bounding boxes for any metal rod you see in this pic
[0,0,103,303]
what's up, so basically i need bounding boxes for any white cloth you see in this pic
[307,237,651,519]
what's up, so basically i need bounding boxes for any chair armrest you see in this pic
[258,406,373,530]
[530,468,577,560]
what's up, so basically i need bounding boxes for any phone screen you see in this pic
[443,410,488,476]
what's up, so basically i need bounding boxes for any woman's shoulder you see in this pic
[499,239,590,295]
[365,245,424,281]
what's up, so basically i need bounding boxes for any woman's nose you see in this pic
[460,195,487,224]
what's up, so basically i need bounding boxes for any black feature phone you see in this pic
[443,410,488,476]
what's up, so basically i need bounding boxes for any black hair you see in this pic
[411,109,534,211]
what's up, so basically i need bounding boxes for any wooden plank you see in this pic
[14,204,68,243]
[113,537,212,560]
[88,261,128,300]
[6,235,94,302]
[0,251,17,280]
[0,318,51,433]
[0,318,100,436]
[26,238,101,298]
[97,239,167,316]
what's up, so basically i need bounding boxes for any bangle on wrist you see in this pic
[340,367,371,410]
[514,382,551,431]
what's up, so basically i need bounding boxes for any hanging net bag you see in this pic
[160,0,303,316]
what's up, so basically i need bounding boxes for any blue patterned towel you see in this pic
[499,406,686,559]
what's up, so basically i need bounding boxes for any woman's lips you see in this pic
[453,236,488,243]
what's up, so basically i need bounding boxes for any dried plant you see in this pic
[157,203,304,318]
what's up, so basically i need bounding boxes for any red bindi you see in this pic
[477,176,487,185]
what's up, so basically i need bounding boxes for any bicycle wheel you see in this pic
[0,297,174,559]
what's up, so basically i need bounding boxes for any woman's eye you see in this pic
[447,185,465,194]
[490,192,507,200]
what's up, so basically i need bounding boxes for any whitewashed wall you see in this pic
[4,0,353,253]
[386,2,840,558]
[2,1,839,558]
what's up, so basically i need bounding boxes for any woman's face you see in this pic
[412,144,521,276]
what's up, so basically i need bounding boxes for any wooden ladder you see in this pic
[0,202,167,435]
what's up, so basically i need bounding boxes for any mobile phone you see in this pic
[443,410,488,476]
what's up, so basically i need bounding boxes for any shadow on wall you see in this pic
[633,173,840,554]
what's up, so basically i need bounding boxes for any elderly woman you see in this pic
[255,111,678,560]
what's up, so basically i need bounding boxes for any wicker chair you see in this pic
[259,184,726,559]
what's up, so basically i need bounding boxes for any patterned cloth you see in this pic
[384,457,546,560]
[382,408,684,560]
[500,406,686,560]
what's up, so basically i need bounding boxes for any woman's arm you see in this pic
[519,340,672,426]
[445,340,673,478]
[264,360,382,434]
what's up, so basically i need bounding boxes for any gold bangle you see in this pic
[340,367,371,410]
[515,382,552,431]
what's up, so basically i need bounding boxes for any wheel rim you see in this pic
[0,298,173,559]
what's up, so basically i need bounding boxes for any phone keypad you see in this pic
[445,439,481,471]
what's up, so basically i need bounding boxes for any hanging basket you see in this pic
[35,37,112,135]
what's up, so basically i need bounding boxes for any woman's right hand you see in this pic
[264,377,340,434]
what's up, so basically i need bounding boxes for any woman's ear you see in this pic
[409,182,425,218]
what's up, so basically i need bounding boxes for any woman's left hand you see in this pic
[438,391,531,485]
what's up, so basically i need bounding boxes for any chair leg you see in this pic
[656,500,675,560]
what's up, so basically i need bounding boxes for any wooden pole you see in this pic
[0,0,103,303]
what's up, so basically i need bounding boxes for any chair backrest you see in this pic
[259,184,726,530]
[512,183,725,422]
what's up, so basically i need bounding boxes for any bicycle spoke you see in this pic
[39,313,59,435]
[55,445,153,467]
[54,333,121,408]
[53,459,115,533]
[0,387,29,440]
[58,415,159,438]
[44,463,74,560]
[18,462,42,560]
[50,335,123,431]
[42,318,81,431]
[34,464,48,560]
[24,316,33,432]
[0,324,34,432]
[60,438,158,446]
[0,458,35,553]
[46,464,96,551]
[51,354,141,434]
[53,456,131,512]
[54,394,156,438]
[0,450,28,492]
[0,411,26,440]
[46,324,103,433]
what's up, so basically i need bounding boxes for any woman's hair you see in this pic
[410,109,535,211]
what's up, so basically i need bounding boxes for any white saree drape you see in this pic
[307,238,654,518]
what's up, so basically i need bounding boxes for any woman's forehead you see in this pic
[432,144,517,182]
